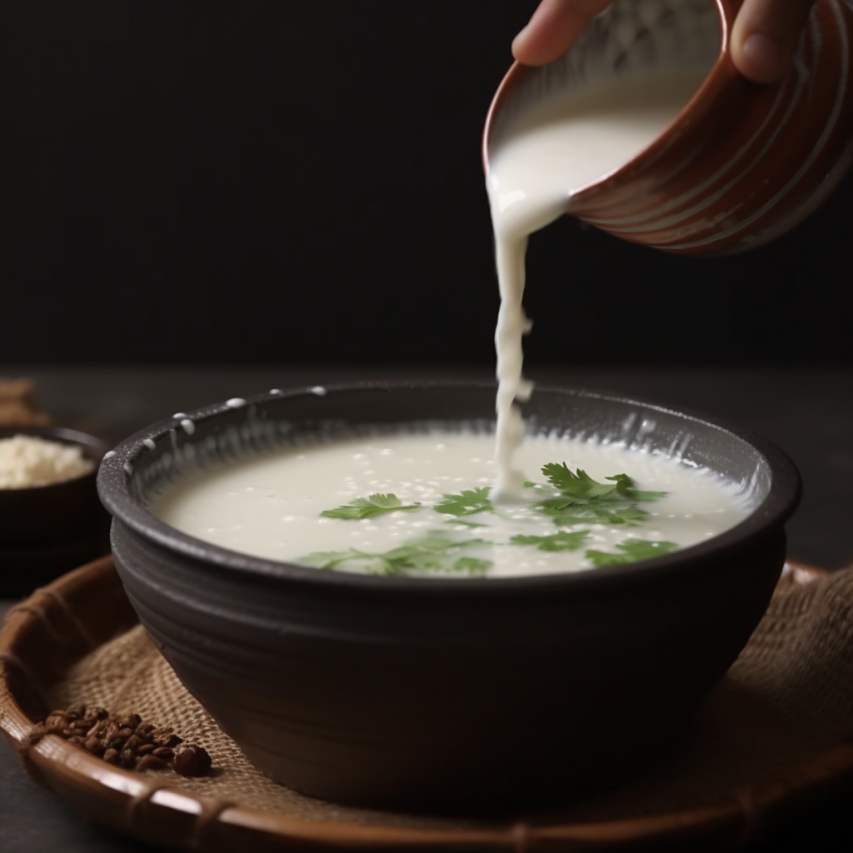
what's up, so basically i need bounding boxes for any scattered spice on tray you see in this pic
[0,435,94,489]
[34,704,213,777]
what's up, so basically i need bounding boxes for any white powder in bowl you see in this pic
[0,435,95,489]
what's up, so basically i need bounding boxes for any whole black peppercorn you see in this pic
[174,746,212,777]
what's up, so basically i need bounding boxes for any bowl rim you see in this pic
[0,426,110,494]
[97,380,802,593]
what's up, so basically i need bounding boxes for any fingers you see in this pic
[730,0,818,83]
[513,0,815,84]
[512,0,613,65]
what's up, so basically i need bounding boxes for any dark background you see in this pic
[2,0,850,368]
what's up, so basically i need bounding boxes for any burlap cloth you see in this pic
[46,567,853,830]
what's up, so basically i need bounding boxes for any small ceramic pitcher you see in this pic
[483,0,853,254]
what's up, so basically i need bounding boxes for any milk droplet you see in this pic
[226,398,247,409]
[269,389,283,395]
[143,438,156,450]
[123,462,134,475]
[173,412,187,419]
[310,386,327,396]
[180,419,196,435]
[104,450,116,459]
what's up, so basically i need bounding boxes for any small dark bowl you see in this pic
[0,427,111,548]
[0,427,112,596]
[97,383,801,814]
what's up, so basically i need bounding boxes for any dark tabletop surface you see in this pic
[2,364,853,852]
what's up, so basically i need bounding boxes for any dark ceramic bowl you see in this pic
[97,383,801,814]
[1,428,112,596]
[0,427,110,548]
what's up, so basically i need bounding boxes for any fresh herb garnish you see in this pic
[510,530,589,552]
[434,487,495,518]
[309,463,672,577]
[532,466,666,528]
[299,533,492,577]
[321,493,422,520]
[541,464,623,501]
[447,556,493,575]
[540,465,667,504]
[381,535,491,574]
[604,473,668,503]
[543,504,650,528]
[585,539,678,568]
[296,548,373,570]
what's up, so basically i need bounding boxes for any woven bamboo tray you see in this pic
[2,556,853,852]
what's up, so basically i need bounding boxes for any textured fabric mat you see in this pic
[46,567,853,829]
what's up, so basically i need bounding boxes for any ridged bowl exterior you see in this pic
[98,384,801,813]
[483,0,853,254]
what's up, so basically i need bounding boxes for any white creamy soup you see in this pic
[154,431,749,578]
[487,67,712,497]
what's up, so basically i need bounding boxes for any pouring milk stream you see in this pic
[487,68,711,498]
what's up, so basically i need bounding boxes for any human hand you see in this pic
[512,0,818,84]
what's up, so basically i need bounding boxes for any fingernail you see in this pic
[742,32,789,82]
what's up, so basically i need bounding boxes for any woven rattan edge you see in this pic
[2,557,851,852]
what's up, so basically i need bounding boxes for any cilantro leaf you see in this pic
[602,506,652,525]
[321,493,422,520]
[542,465,619,501]
[606,474,668,502]
[540,466,667,504]
[535,496,596,513]
[434,487,495,517]
[297,549,361,569]
[627,488,669,502]
[298,548,393,574]
[299,534,492,577]
[510,530,589,552]
[585,539,678,568]
[382,534,483,560]
[452,557,492,575]
[545,505,650,528]
[381,534,492,575]
[532,466,666,529]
